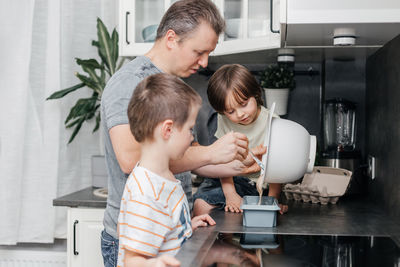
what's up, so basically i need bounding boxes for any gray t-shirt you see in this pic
[101,56,193,239]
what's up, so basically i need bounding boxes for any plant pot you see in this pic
[264,88,290,115]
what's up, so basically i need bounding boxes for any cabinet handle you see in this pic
[270,0,280,33]
[73,220,79,255]
[126,12,130,44]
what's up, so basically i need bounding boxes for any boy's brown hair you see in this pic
[207,64,263,113]
[156,0,225,42]
[128,73,202,142]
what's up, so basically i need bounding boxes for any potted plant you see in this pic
[259,64,295,115]
[47,18,125,143]
[47,18,125,188]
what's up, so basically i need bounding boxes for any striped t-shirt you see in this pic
[117,166,192,266]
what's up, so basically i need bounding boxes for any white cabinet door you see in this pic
[119,0,280,57]
[67,208,105,267]
[213,0,280,55]
[281,0,400,47]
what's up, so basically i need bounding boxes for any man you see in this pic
[100,1,263,266]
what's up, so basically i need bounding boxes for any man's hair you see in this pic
[207,64,263,113]
[156,0,225,41]
[128,73,202,142]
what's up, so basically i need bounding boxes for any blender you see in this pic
[321,98,360,172]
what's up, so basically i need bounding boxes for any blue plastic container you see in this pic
[241,196,280,227]
[240,233,279,249]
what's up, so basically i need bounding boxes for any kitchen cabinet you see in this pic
[280,0,400,48]
[118,0,280,57]
[67,208,104,267]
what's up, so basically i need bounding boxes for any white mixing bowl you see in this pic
[264,118,316,183]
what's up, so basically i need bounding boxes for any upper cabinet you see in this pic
[280,0,400,48]
[118,0,280,57]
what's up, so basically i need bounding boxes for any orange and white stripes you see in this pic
[116,166,192,267]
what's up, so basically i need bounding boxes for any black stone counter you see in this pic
[53,188,400,266]
[53,187,107,208]
[176,196,400,266]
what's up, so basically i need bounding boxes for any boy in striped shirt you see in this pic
[117,73,216,267]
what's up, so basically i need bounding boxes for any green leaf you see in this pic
[76,58,103,69]
[93,107,101,133]
[67,118,85,144]
[259,64,295,89]
[92,40,100,48]
[111,29,119,67]
[46,83,85,100]
[81,66,103,92]
[75,73,102,93]
[97,18,115,75]
[65,96,97,124]
[117,57,126,71]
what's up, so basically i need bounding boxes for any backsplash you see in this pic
[184,60,366,156]
[366,34,400,221]
[184,63,323,146]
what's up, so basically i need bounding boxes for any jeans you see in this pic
[193,177,265,209]
[101,229,119,267]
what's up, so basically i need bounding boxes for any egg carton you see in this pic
[283,184,341,205]
[283,166,352,205]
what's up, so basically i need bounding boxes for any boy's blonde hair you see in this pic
[128,73,202,142]
[156,0,225,42]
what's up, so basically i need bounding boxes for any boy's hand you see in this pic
[225,192,243,213]
[191,214,216,231]
[278,204,288,214]
[147,255,181,267]
[209,132,249,164]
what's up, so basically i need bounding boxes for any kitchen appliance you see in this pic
[201,232,400,267]
[321,98,361,173]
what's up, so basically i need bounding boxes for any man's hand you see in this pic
[208,132,249,164]
[191,214,216,231]
[241,145,267,175]
[224,191,243,213]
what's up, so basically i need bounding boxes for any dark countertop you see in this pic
[176,196,400,266]
[53,188,400,266]
[53,186,107,208]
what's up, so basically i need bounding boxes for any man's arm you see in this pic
[193,145,267,178]
[169,132,249,174]
[109,124,141,174]
[109,126,249,176]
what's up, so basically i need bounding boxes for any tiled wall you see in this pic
[366,34,400,220]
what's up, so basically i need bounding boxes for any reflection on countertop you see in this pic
[176,196,400,267]
[200,232,400,267]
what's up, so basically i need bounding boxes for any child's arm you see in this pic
[124,250,180,267]
[220,177,243,213]
[268,183,288,214]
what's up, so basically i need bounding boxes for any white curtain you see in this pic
[0,0,117,244]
